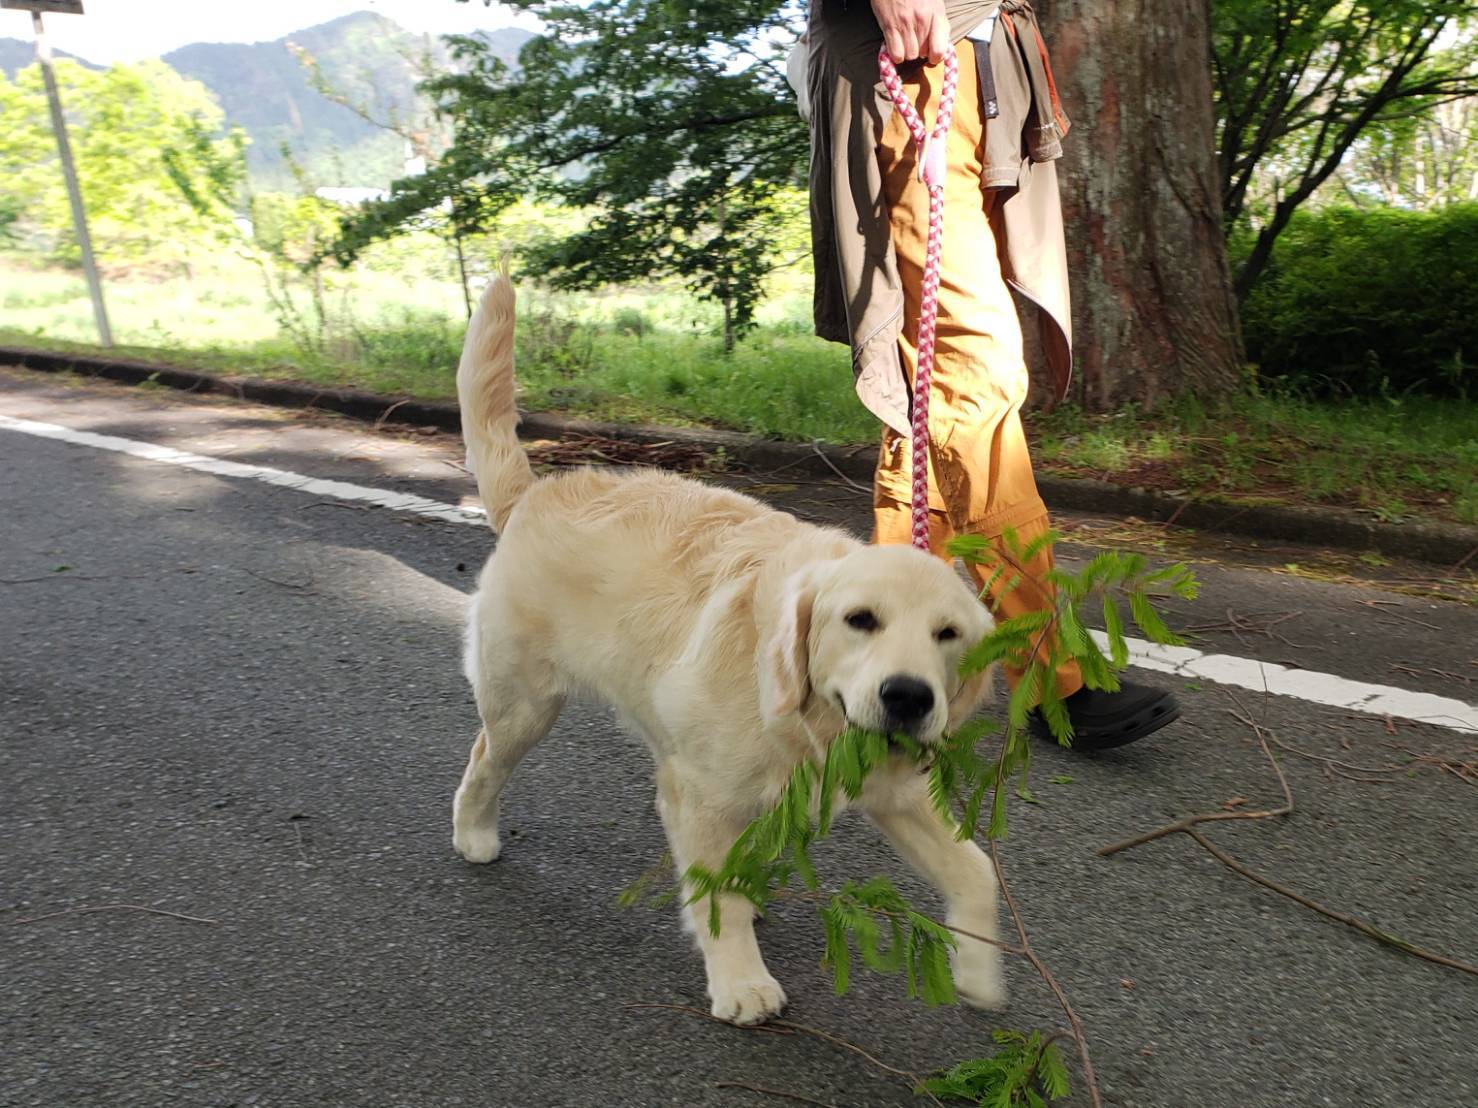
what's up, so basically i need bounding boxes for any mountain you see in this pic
[0,36,101,78]
[3,12,532,191]
[161,11,533,190]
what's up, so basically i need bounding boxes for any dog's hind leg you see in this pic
[452,689,563,864]
[864,777,1007,1010]
[655,763,786,1026]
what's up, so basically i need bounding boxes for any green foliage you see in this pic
[158,120,360,360]
[9,243,1472,523]
[680,543,1197,1104]
[0,59,245,273]
[1235,203,1477,398]
[1341,97,1478,210]
[1029,390,1478,525]
[1212,0,1478,297]
[335,0,809,349]
[0,195,20,247]
[823,878,958,1006]
[611,307,650,340]
[923,1030,1071,1107]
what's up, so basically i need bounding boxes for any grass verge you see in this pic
[3,321,1473,529]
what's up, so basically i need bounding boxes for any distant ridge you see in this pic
[163,11,533,189]
[0,36,101,78]
[3,10,534,191]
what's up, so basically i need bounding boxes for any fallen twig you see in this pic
[1181,608,1313,649]
[1261,730,1406,780]
[1099,709,1293,857]
[15,903,220,926]
[1355,599,1440,631]
[969,611,1103,1108]
[1159,498,1194,530]
[1183,821,1478,977]
[526,433,715,473]
[626,1001,942,1105]
[808,441,869,494]
[371,398,412,430]
[1099,695,1478,979]
[771,1019,933,1093]
[989,843,1102,1108]
[1440,763,1478,788]
[1391,662,1472,687]
[1379,741,1478,788]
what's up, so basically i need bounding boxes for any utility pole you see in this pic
[3,0,112,346]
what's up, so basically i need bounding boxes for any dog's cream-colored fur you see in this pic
[452,270,1006,1024]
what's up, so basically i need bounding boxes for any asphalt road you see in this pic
[2,369,1476,1108]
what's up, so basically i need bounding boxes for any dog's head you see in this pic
[760,545,995,743]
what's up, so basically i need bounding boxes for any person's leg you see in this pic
[873,43,1178,748]
[873,426,954,556]
[873,41,1080,699]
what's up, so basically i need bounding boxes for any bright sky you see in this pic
[2,0,542,65]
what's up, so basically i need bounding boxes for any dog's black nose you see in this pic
[880,676,934,723]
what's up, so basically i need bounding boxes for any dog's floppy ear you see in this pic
[760,565,824,722]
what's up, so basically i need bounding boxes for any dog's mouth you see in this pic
[887,730,943,764]
[836,694,939,762]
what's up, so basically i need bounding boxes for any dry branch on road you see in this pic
[1099,694,1478,978]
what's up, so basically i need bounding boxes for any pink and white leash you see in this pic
[878,44,958,552]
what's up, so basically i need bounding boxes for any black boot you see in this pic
[1028,679,1180,751]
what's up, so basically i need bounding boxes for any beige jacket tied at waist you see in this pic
[805,0,1073,435]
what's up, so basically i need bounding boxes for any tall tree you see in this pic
[334,0,806,351]
[1212,0,1477,297]
[1339,95,1478,208]
[1039,0,1245,409]
[0,59,241,274]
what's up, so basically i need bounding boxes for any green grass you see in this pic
[3,257,1473,527]
[515,321,868,442]
[1030,393,1478,525]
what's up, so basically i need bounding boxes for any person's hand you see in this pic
[871,0,950,65]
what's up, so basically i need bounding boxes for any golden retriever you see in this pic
[451,271,1005,1024]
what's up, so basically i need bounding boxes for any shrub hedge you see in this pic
[1235,203,1476,398]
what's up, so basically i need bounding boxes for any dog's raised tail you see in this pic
[457,262,533,532]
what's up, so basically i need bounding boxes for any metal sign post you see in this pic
[3,0,112,346]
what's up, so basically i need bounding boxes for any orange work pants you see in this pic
[872,42,1082,700]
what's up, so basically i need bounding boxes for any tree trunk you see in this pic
[452,223,473,319]
[1038,0,1243,411]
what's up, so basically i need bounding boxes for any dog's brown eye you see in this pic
[845,609,879,632]
[936,626,959,642]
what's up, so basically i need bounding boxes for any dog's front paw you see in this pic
[709,974,787,1026]
[953,943,1007,1011]
[452,824,502,864]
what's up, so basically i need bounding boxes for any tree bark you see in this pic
[1038,0,1243,411]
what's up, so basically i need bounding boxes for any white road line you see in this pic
[0,413,487,526]
[4,412,1475,735]
[1091,633,1475,734]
